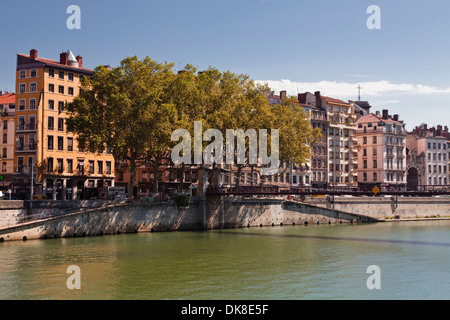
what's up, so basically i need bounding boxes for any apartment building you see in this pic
[406,124,448,187]
[0,92,16,189]
[324,96,358,187]
[355,110,407,190]
[298,92,328,188]
[14,49,115,200]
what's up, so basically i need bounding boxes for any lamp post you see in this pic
[30,157,34,212]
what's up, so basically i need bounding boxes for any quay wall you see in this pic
[0,196,449,242]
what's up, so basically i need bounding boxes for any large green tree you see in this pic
[66,56,177,197]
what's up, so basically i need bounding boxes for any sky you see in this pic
[0,0,449,130]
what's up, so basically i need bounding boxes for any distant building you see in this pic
[323,96,358,187]
[0,92,16,189]
[298,92,328,188]
[406,124,448,187]
[355,110,407,190]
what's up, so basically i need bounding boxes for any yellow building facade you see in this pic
[14,49,115,200]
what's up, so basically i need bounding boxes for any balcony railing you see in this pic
[17,122,37,132]
[16,142,37,152]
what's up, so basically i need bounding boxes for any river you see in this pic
[0,220,449,300]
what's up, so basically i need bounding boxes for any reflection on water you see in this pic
[0,220,449,300]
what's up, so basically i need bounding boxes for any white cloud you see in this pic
[255,79,450,99]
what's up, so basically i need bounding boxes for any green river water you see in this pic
[0,220,449,300]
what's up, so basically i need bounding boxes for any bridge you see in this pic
[206,185,450,197]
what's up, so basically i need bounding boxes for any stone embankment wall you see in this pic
[0,196,449,242]
[305,196,450,220]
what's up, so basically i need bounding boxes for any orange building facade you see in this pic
[14,49,115,200]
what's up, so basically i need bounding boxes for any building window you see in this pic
[67,137,73,151]
[19,100,25,111]
[68,87,74,96]
[49,83,54,92]
[78,160,85,175]
[29,98,36,110]
[3,120,7,129]
[58,137,64,151]
[47,135,54,150]
[19,70,26,79]
[373,173,377,181]
[49,69,54,78]
[97,161,103,174]
[363,137,367,144]
[58,101,64,113]
[57,159,64,173]
[30,69,37,77]
[373,160,377,168]
[2,148,6,158]
[2,162,6,173]
[363,173,367,181]
[19,84,26,93]
[2,134,7,144]
[30,83,37,92]
[48,117,54,130]
[363,160,367,169]
[105,162,112,175]
[68,73,74,81]
[59,71,64,80]
[89,160,94,174]
[58,86,64,94]
[48,157,54,173]
[18,116,25,130]
[67,159,73,173]
[58,118,64,131]
[48,100,54,110]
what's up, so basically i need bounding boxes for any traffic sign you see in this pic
[372,186,380,195]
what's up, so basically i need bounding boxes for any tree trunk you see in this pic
[178,163,185,194]
[153,158,159,195]
[129,159,136,199]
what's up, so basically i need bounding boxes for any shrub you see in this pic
[174,194,189,206]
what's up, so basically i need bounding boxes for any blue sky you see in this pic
[0,0,449,129]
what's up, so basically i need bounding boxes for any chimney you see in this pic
[60,52,69,65]
[376,111,381,116]
[393,114,399,121]
[382,109,389,120]
[76,55,83,68]
[280,90,287,100]
[298,93,306,104]
[30,49,38,60]
[314,91,321,108]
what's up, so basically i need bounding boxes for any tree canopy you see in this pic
[66,56,321,196]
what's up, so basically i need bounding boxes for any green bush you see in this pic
[174,194,189,206]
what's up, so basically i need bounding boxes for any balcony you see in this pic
[15,165,32,176]
[16,142,37,153]
[17,122,37,133]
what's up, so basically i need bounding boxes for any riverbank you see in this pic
[0,196,449,242]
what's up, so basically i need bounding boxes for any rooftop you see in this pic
[17,49,93,74]
[0,92,15,105]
